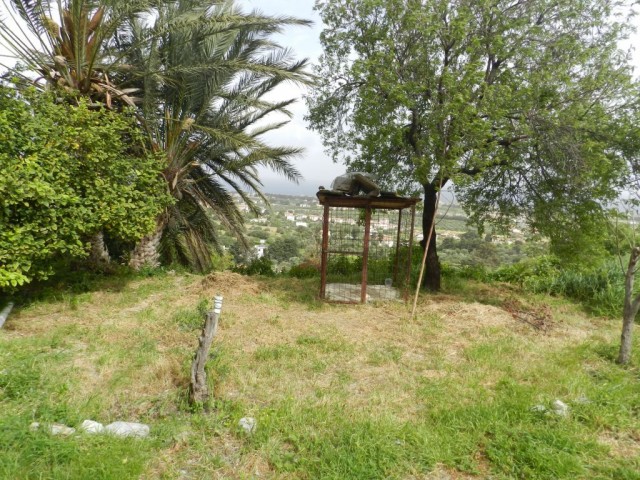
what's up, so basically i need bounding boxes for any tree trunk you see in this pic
[619,308,636,365]
[420,182,441,291]
[89,231,110,264]
[618,246,640,365]
[190,296,223,406]
[129,218,166,270]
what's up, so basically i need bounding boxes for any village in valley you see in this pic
[228,192,532,273]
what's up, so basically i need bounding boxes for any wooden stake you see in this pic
[189,295,223,406]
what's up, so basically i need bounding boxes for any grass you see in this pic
[1,270,639,479]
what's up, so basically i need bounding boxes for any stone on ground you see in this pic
[80,419,105,434]
[105,421,150,438]
[239,417,257,434]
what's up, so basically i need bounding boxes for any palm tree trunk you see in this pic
[129,219,166,270]
[89,231,110,264]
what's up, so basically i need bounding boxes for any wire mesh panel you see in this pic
[366,208,415,299]
[318,193,419,304]
[324,207,366,303]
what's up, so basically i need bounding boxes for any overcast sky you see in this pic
[1,1,639,196]
[239,0,335,195]
[242,0,640,196]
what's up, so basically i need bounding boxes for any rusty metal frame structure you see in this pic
[317,191,420,304]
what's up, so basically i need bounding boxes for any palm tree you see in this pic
[0,0,150,106]
[122,0,312,270]
[1,0,313,271]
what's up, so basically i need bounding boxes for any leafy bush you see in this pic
[327,256,362,276]
[441,263,489,281]
[0,88,170,289]
[491,255,561,290]
[209,252,234,272]
[550,265,624,317]
[491,256,624,317]
[233,257,275,276]
[288,261,320,278]
[269,237,301,262]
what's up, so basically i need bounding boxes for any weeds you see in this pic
[491,257,626,317]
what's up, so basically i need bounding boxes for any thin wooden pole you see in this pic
[190,296,223,406]
[411,181,443,319]
[361,207,372,303]
[320,204,330,299]
[405,205,417,301]
[393,209,403,284]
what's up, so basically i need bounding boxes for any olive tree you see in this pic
[308,0,640,290]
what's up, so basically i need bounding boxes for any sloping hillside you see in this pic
[1,272,639,479]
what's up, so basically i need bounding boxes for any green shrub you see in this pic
[441,263,489,282]
[491,256,624,317]
[233,257,275,276]
[288,261,320,278]
[491,255,561,291]
[0,87,170,290]
[210,252,234,272]
[327,256,362,275]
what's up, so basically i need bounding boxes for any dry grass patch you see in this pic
[597,430,640,458]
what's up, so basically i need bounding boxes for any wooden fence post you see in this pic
[189,295,223,406]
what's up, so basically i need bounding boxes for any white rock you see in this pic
[29,422,40,432]
[79,420,105,434]
[105,421,150,438]
[49,424,76,436]
[552,399,569,417]
[531,404,547,413]
[238,417,257,434]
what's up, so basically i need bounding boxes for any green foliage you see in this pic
[233,256,275,277]
[327,256,362,276]
[439,230,528,268]
[492,256,562,288]
[309,0,640,286]
[247,228,270,240]
[0,87,170,289]
[0,0,153,107]
[492,257,626,317]
[268,237,301,263]
[209,252,234,272]
[441,263,489,282]
[288,261,320,279]
[545,209,612,267]
[121,0,312,271]
[1,0,313,275]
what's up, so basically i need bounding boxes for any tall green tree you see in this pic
[120,0,312,271]
[308,0,640,290]
[268,237,300,263]
[0,87,169,289]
